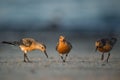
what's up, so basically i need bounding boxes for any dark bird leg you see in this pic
[24,53,30,62]
[101,53,104,61]
[106,52,110,63]
[64,54,68,62]
[24,53,27,62]
[95,47,98,52]
[61,56,65,62]
[25,54,30,62]
[60,54,65,62]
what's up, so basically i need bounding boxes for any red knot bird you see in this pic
[2,38,48,62]
[56,35,72,62]
[95,37,117,62]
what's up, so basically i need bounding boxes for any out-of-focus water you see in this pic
[0,0,120,31]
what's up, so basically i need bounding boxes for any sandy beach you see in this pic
[0,31,120,80]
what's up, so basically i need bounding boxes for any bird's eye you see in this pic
[41,47,44,49]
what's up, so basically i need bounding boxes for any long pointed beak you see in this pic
[95,47,98,52]
[44,51,48,58]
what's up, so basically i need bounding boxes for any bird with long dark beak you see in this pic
[95,37,117,62]
[56,35,72,62]
[1,38,48,62]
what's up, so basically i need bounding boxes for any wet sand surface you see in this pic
[0,31,120,80]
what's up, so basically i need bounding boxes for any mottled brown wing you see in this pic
[21,39,33,47]
[66,41,72,50]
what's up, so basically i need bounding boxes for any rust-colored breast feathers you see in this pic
[96,41,112,53]
[57,41,72,54]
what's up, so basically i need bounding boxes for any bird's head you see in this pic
[59,35,65,41]
[95,40,102,52]
[37,43,48,58]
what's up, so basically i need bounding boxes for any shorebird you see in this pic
[95,37,117,62]
[1,38,48,62]
[56,35,72,62]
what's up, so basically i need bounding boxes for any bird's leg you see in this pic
[59,54,64,62]
[61,56,64,62]
[95,47,98,52]
[24,53,27,62]
[24,54,30,62]
[106,52,110,63]
[64,54,68,62]
[101,53,104,61]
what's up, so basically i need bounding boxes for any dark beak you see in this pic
[95,47,98,52]
[44,51,48,58]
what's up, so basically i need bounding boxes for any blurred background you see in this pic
[0,0,120,33]
[0,1,120,80]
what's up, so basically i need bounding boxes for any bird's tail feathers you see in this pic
[1,41,20,46]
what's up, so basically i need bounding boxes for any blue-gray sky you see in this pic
[0,0,120,31]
